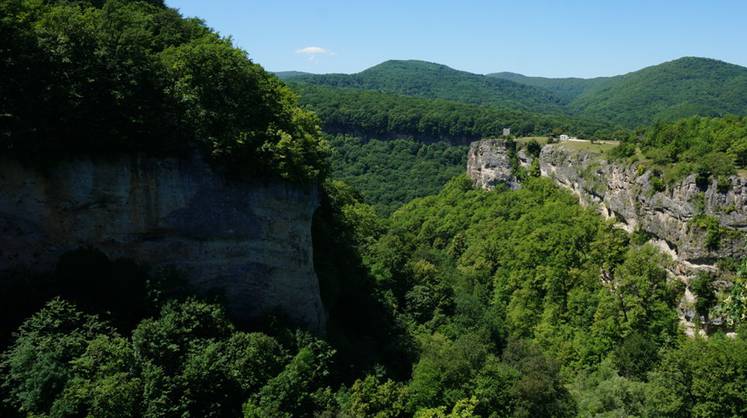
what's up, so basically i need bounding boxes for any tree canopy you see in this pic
[0,0,328,181]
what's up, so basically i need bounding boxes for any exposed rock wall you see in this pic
[539,144,747,265]
[468,139,747,266]
[468,139,747,335]
[467,139,520,190]
[0,155,325,333]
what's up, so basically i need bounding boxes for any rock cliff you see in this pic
[0,155,325,333]
[468,139,747,335]
[539,144,747,265]
[467,139,520,190]
[468,139,747,266]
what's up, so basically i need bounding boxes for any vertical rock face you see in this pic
[538,144,747,264]
[0,155,325,333]
[467,139,520,190]
[467,139,747,335]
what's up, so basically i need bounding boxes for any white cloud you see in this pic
[296,46,330,55]
[295,46,335,61]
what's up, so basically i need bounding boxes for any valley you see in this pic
[2,1,747,417]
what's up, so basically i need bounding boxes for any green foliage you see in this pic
[691,215,723,250]
[339,373,410,418]
[2,298,334,417]
[636,115,747,181]
[291,83,612,142]
[290,59,567,113]
[327,136,469,214]
[243,339,335,417]
[1,298,112,415]
[645,335,747,417]
[311,180,417,380]
[571,360,648,418]
[488,72,612,103]
[408,333,489,410]
[0,0,328,181]
[691,272,718,318]
[608,141,637,159]
[570,57,747,127]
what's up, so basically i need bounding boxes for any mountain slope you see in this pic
[274,71,313,79]
[487,72,611,102]
[290,60,567,113]
[569,57,747,127]
[290,82,613,141]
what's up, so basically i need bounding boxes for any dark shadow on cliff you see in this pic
[312,181,417,382]
[0,247,190,350]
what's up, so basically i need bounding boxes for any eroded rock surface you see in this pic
[0,155,325,333]
[468,139,747,334]
[467,139,520,190]
[539,144,747,264]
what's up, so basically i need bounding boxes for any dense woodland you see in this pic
[286,57,747,130]
[3,1,747,417]
[290,83,615,143]
[326,136,468,214]
[612,115,747,185]
[568,58,747,127]
[1,0,329,181]
[282,60,568,114]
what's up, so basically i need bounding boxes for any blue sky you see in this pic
[165,0,747,78]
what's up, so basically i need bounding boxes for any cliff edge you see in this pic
[0,155,325,333]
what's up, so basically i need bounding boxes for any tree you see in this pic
[1,299,112,415]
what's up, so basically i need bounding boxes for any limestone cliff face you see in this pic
[0,155,325,333]
[468,139,747,335]
[467,139,520,190]
[467,139,747,266]
[539,144,747,265]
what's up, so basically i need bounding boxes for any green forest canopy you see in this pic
[0,0,328,181]
[6,175,747,417]
[326,136,468,215]
[612,115,747,184]
[288,57,747,130]
[291,82,617,143]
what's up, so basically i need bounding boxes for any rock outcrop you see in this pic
[467,139,520,190]
[468,138,747,335]
[539,144,747,265]
[0,155,325,333]
[468,139,747,265]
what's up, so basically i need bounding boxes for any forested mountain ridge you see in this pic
[569,57,747,126]
[286,57,747,129]
[487,72,611,102]
[285,59,569,113]
[274,70,313,79]
[290,82,613,143]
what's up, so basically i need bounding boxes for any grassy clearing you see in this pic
[515,136,550,145]
[557,140,619,154]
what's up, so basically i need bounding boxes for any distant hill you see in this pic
[289,60,567,113]
[568,57,747,126]
[274,71,313,80]
[487,72,611,102]
[289,82,612,142]
[285,57,747,131]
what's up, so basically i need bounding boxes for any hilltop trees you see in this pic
[0,0,328,181]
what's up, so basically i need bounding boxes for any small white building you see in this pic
[502,128,511,137]
[559,134,570,141]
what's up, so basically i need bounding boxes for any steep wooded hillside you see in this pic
[287,60,567,113]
